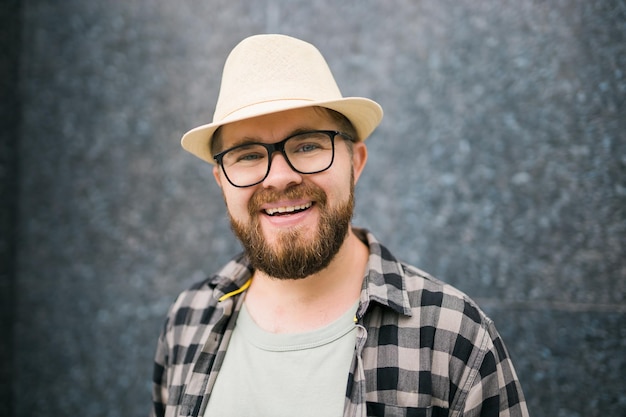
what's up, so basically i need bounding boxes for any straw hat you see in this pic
[181,34,383,164]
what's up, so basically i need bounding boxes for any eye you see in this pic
[296,142,323,153]
[223,145,267,166]
[237,152,264,162]
[288,133,331,155]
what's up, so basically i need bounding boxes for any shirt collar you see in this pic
[211,253,254,302]
[354,227,413,318]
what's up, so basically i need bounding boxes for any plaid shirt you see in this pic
[152,228,529,417]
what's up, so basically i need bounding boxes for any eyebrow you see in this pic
[225,127,319,149]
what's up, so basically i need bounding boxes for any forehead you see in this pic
[219,107,337,147]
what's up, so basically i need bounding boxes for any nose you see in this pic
[262,152,302,189]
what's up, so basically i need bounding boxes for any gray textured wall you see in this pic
[8,0,625,416]
[1,0,20,416]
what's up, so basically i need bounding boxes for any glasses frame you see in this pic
[213,130,354,188]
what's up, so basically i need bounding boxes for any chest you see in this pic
[203,303,358,416]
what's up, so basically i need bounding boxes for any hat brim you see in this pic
[181,97,383,164]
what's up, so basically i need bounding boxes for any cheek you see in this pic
[322,169,353,203]
[221,188,254,219]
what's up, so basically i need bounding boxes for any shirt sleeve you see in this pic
[150,314,170,417]
[461,321,529,417]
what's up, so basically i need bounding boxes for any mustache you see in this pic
[248,183,328,215]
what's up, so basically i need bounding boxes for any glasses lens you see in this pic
[221,143,269,187]
[285,132,334,174]
[219,131,336,187]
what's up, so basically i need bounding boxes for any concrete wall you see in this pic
[1,0,20,415]
[6,0,625,416]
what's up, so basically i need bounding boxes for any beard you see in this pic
[228,179,355,280]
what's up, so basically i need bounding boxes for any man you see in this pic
[152,34,529,417]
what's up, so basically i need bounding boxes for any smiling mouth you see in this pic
[263,202,313,216]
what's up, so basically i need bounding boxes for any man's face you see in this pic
[212,107,367,279]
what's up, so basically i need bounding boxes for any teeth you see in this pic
[265,202,312,216]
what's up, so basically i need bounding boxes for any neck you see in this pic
[244,227,368,333]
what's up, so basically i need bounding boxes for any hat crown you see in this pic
[213,34,343,123]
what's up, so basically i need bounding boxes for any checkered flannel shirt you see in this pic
[152,228,529,417]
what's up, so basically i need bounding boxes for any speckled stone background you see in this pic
[2,0,625,416]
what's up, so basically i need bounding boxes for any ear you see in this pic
[213,165,223,188]
[351,142,368,184]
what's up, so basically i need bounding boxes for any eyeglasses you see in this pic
[213,130,353,188]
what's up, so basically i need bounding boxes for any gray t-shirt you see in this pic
[205,301,359,417]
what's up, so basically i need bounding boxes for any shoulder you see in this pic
[364,260,498,377]
[398,263,497,362]
[358,226,491,333]
[401,262,489,329]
